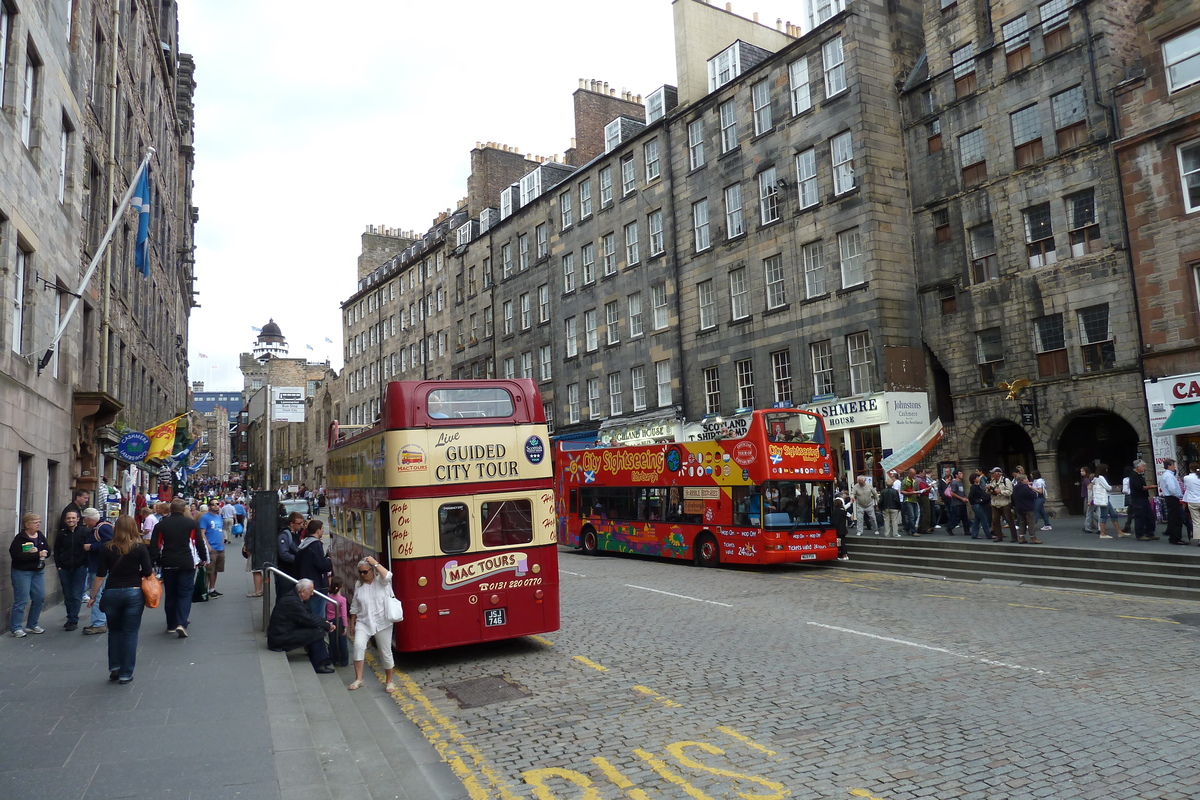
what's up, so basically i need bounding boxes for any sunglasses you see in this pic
[358,569,371,575]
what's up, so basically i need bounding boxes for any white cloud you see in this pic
[180,0,805,390]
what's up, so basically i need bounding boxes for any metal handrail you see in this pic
[260,563,335,632]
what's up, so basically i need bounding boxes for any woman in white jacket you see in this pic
[347,556,397,692]
[1091,464,1128,540]
[1182,462,1200,544]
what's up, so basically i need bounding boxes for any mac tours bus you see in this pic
[325,379,558,652]
[556,408,837,566]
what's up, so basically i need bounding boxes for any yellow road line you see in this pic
[573,655,609,672]
[1115,615,1180,624]
[633,685,682,708]
[527,634,555,647]
[366,651,520,800]
[593,757,654,800]
[716,725,777,756]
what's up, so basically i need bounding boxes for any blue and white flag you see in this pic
[251,326,262,332]
[133,166,152,277]
[306,344,314,351]
[324,337,333,343]
[168,438,198,465]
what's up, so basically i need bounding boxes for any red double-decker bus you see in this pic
[325,379,558,652]
[556,408,837,566]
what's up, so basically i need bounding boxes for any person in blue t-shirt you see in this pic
[198,504,226,598]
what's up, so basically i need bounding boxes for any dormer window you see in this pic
[708,44,741,92]
[519,170,542,206]
[604,119,622,153]
[500,187,514,220]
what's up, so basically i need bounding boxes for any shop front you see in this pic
[1146,373,1200,473]
[803,392,932,484]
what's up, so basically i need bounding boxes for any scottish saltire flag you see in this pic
[251,326,262,332]
[324,337,333,343]
[133,166,151,277]
[169,438,198,464]
[306,344,314,351]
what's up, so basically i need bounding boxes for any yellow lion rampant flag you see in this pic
[145,414,185,461]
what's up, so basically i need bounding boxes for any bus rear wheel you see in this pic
[694,533,719,568]
[581,528,600,555]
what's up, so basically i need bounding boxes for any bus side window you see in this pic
[439,502,470,554]
[569,489,579,516]
[481,499,533,547]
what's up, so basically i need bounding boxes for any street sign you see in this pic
[281,473,291,481]
[1020,403,1037,427]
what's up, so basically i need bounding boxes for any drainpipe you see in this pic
[661,119,689,414]
[97,3,121,483]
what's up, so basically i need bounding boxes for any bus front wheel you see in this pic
[581,528,600,555]
[694,533,720,568]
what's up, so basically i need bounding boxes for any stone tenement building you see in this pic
[1116,1,1200,478]
[238,322,335,490]
[1,1,197,608]
[339,0,1193,512]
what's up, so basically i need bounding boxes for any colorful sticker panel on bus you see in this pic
[560,438,828,487]
[384,426,552,488]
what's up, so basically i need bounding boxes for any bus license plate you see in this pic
[801,554,817,560]
[484,608,507,627]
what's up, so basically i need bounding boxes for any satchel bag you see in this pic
[142,573,162,608]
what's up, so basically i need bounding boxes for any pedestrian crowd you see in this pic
[836,458,1192,548]
[10,484,399,694]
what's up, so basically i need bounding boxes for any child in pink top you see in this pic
[325,576,350,667]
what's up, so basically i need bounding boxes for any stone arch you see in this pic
[1054,408,1142,515]
[975,419,1037,475]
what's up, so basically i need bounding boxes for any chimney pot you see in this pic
[753,11,759,22]
[776,17,782,30]
[726,2,732,11]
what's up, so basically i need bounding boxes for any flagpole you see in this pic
[27,149,154,364]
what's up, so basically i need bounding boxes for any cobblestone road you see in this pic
[373,550,1200,800]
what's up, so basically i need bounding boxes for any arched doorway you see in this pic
[1056,411,1140,514]
[978,421,1037,476]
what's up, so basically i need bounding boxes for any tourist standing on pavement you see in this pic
[219,500,236,544]
[325,576,350,668]
[987,467,1017,542]
[901,468,922,536]
[1091,464,1125,540]
[850,475,878,535]
[53,510,90,631]
[80,508,113,635]
[1128,460,1159,541]
[968,473,992,540]
[275,512,305,600]
[9,513,48,636]
[878,473,903,538]
[347,556,397,693]
[1159,459,1186,545]
[1030,471,1052,530]
[151,498,208,638]
[199,504,226,597]
[87,515,152,684]
[1012,475,1042,544]
[295,520,332,618]
[1079,467,1099,534]
[834,490,851,560]
[946,470,968,534]
[1183,463,1200,544]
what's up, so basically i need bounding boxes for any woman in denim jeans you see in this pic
[9,513,49,636]
[968,474,992,540]
[87,516,152,684]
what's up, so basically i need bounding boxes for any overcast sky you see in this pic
[179,0,805,391]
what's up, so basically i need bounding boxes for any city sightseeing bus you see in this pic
[325,379,558,652]
[556,408,837,566]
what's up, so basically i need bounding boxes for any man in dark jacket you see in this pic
[53,510,91,631]
[59,489,90,531]
[1012,475,1042,544]
[151,498,208,638]
[294,520,332,618]
[267,579,335,673]
[275,512,305,601]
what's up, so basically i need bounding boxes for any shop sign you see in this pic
[803,395,886,431]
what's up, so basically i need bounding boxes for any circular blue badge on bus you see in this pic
[524,435,545,464]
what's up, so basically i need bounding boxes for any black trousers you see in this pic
[1129,498,1155,538]
[1164,496,1184,543]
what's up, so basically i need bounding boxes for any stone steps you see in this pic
[837,537,1200,600]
